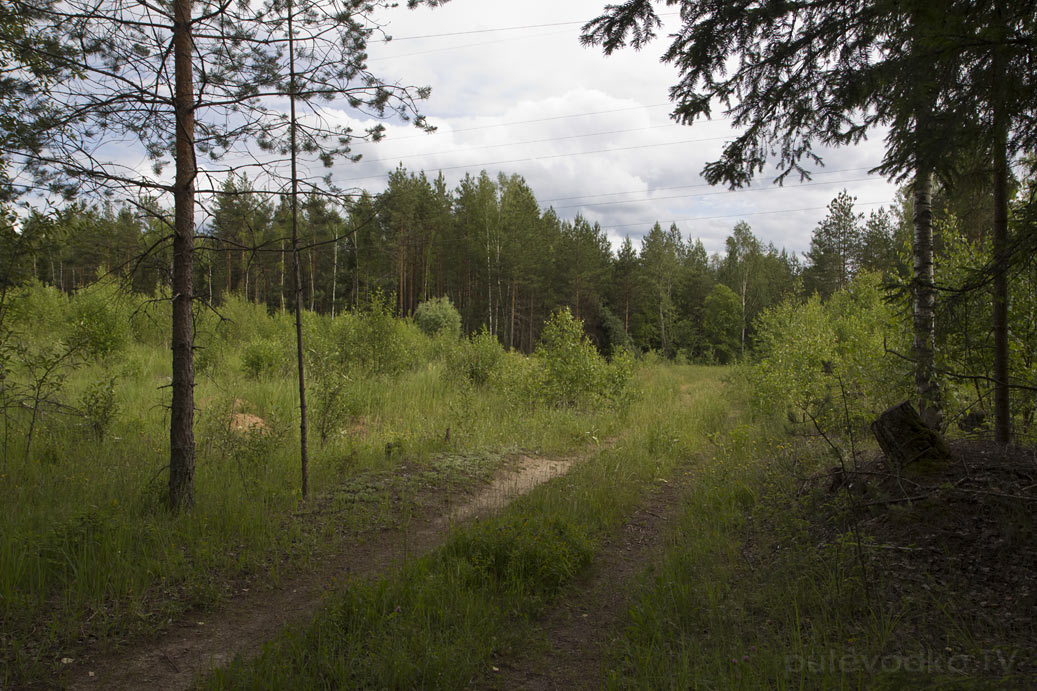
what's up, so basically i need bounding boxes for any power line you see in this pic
[357,123,681,167]
[341,134,734,183]
[377,12,681,43]
[551,176,884,211]
[602,200,896,231]
[369,26,575,62]
[539,166,881,204]
[390,103,677,141]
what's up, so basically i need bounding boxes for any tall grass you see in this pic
[600,378,1020,690]
[0,285,636,684]
[205,365,737,689]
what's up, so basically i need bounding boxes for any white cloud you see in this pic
[315,0,903,256]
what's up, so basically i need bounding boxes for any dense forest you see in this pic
[5,170,906,359]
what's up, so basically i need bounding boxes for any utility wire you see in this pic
[369,26,575,61]
[375,13,681,42]
[603,200,896,230]
[551,176,884,211]
[341,134,734,183]
[389,103,678,141]
[358,123,681,167]
[540,166,882,204]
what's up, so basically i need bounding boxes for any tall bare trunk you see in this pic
[169,0,196,512]
[912,163,942,429]
[331,232,338,318]
[509,281,516,349]
[288,0,310,497]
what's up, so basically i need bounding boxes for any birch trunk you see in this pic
[992,104,1011,443]
[912,163,942,429]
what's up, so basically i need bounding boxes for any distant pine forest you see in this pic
[7,167,929,361]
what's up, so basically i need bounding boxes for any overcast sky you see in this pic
[324,0,901,257]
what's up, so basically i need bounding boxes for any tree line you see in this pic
[5,164,928,361]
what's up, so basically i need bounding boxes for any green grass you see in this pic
[203,364,737,689]
[0,289,643,685]
[599,386,1031,690]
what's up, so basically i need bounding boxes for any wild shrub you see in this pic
[531,308,633,409]
[5,281,69,339]
[446,327,505,386]
[413,296,462,340]
[334,291,425,375]
[750,272,909,434]
[128,289,171,347]
[67,278,131,360]
[240,336,290,379]
[78,376,119,441]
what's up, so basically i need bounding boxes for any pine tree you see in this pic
[3,0,440,510]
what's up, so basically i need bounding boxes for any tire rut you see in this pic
[476,462,700,690]
[58,454,576,691]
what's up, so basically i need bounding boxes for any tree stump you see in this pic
[871,400,951,472]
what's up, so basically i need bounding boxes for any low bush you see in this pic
[446,327,505,387]
[414,296,462,340]
[67,278,131,360]
[749,272,910,434]
[531,308,635,409]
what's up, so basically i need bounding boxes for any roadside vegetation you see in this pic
[205,364,733,689]
[0,284,634,684]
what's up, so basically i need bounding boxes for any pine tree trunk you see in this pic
[169,0,196,512]
[331,232,338,318]
[624,291,629,333]
[529,291,534,353]
[912,163,942,429]
[288,1,309,497]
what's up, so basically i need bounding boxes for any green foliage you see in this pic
[750,272,910,435]
[78,376,118,441]
[446,327,505,387]
[445,516,593,600]
[67,278,130,360]
[937,219,1037,432]
[240,336,290,380]
[5,281,69,338]
[335,291,425,375]
[531,308,634,409]
[703,283,741,364]
[413,296,462,340]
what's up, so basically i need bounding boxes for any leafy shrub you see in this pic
[446,327,505,386]
[215,294,286,344]
[750,272,910,433]
[334,291,425,375]
[413,296,462,340]
[531,308,633,409]
[78,376,119,441]
[240,336,290,379]
[68,279,131,360]
[703,283,742,364]
[6,281,69,340]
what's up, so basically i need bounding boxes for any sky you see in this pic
[313,0,902,257]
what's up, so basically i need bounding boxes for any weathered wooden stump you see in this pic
[871,400,951,472]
